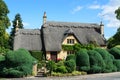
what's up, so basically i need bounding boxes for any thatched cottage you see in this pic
[14,12,106,61]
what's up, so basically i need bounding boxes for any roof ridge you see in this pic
[46,21,100,28]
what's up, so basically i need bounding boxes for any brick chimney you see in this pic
[43,12,47,24]
[100,21,104,36]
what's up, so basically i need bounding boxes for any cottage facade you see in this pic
[14,12,106,61]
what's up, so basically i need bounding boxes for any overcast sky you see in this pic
[4,0,120,39]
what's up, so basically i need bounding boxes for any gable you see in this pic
[62,34,78,45]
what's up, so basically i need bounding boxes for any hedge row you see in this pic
[65,47,120,74]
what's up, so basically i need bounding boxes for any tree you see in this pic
[107,7,120,48]
[0,0,10,49]
[9,13,23,50]
[115,7,120,20]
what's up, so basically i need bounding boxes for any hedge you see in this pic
[94,48,116,72]
[88,50,105,73]
[66,54,76,61]
[113,59,120,71]
[76,49,90,72]
[0,48,36,77]
[109,47,120,59]
[64,59,76,73]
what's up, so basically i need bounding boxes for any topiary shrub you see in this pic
[0,48,36,77]
[64,59,76,73]
[113,59,120,71]
[88,50,105,73]
[109,47,120,59]
[76,49,90,72]
[66,54,76,61]
[94,48,116,72]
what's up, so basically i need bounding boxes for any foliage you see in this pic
[30,51,43,61]
[88,50,105,73]
[0,47,10,55]
[51,71,86,76]
[64,59,76,73]
[9,13,24,50]
[0,55,5,62]
[76,49,90,72]
[62,45,74,51]
[66,54,76,61]
[62,43,97,53]
[94,48,116,72]
[0,48,36,77]
[46,60,56,75]
[109,47,120,59]
[0,0,10,49]
[115,7,120,20]
[107,7,120,48]
[55,66,68,73]
[113,59,120,71]
[74,43,96,52]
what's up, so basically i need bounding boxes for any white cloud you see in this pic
[23,22,30,27]
[89,5,101,9]
[72,6,83,14]
[98,0,120,28]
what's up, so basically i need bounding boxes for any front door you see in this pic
[51,52,57,62]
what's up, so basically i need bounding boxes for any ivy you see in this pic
[62,43,98,51]
[62,45,74,51]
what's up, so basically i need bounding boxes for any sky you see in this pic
[4,0,120,39]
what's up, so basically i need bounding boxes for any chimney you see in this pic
[43,12,47,24]
[15,20,19,32]
[100,21,104,36]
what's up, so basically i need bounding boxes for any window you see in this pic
[67,51,74,55]
[67,39,74,44]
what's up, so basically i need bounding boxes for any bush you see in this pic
[90,65,102,73]
[56,66,67,73]
[94,48,116,72]
[64,59,76,73]
[113,59,120,71]
[0,55,5,62]
[88,50,105,73]
[66,54,76,61]
[0,48,36,77]
[46,60,56,75]
[76,49,90,72]
[109,47,120,59]
[2,68,23,78]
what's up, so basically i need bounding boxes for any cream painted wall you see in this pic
[46,52,51,60]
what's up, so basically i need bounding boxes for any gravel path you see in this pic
[1,72,120,80]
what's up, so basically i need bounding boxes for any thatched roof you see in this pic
[42,21,106,51]
[14,21,106,51]
[14,29,42,51]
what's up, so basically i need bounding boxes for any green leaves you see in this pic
[115,7,120,20]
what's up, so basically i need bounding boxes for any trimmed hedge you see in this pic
[66,54,76,61]
[76,49,90,72]
[94,48,116,72]
[64,59,76,73]
[0,48,36,77]
[109,47,120,59]
[88,50,105,73]
[113,59,120,71]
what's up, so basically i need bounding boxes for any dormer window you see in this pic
[67,39,74,44]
